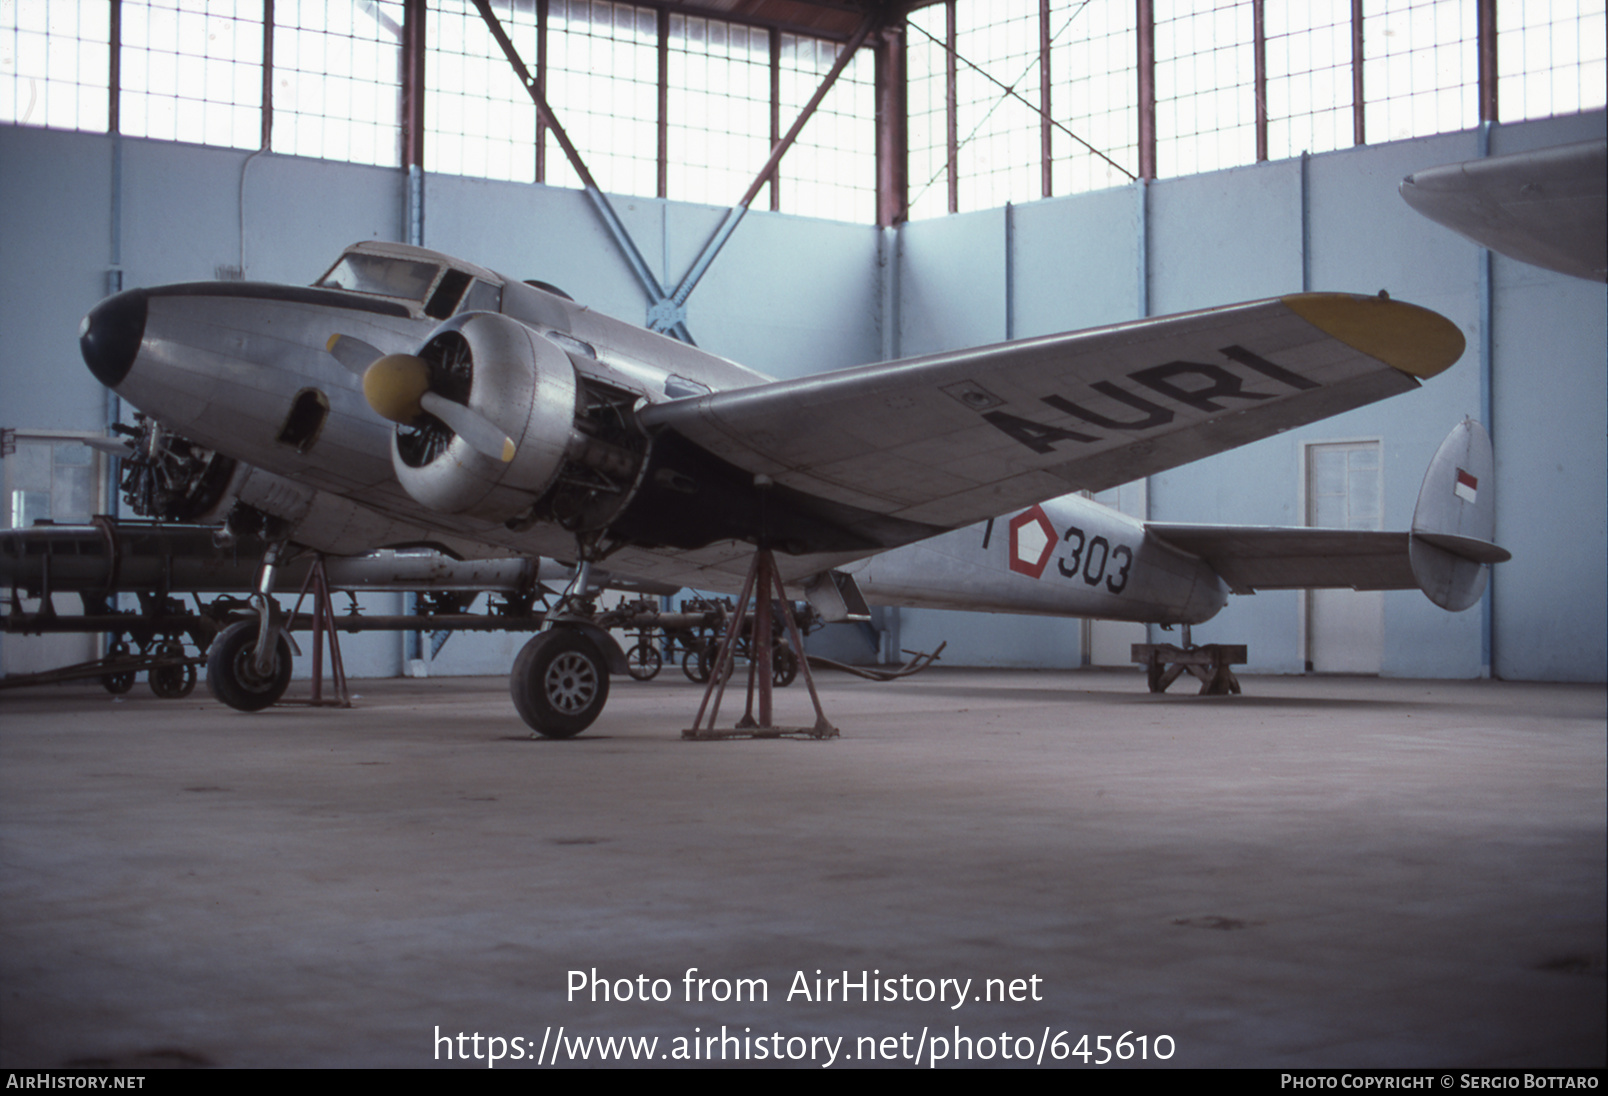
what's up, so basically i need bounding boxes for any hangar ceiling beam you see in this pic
[876,19,909,226]
[470,0,695,343]
[1038,0,1051,198]
[661,11,879,320]
[1252,0,1267,162]
[1137,0,1156,179]
[1351,0,1365,144]
[1477,0,1498,122]
[945,0,957,213]
[403,0,426,246]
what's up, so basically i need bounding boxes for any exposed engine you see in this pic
[117,414,238,522]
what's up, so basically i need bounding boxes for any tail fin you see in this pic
[1409,419,1509,611]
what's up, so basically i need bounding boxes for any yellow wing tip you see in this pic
[1281,293,1466,379]
[500,437,516,463]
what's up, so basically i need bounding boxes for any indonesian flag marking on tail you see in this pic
[1454,468,1478,504]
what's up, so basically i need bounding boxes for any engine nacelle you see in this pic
[393,312,578,522]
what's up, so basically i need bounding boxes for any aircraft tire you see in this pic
[511,629,610,738]
[101,641,135,694]
[207,620,293,712]
[772,646,798,688]
[101,670,135,695]
[625,642,662,681]
[150,661,197,699]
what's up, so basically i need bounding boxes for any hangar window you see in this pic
[2,435,103,531]
[1497,0,1608,121]
[426,0,539,183]
[6,1,1605,223]
[908,0,1048,216]
[666,15,774,207]
[1360,0,1478,143]
[951,0,1047,211]
[119,0,263,150]
[906,5,953,221]
[543,1,660,200]
[777,32,875,221]
[0,0,111,132]
[271,0,404,167]
[1265,1,1356,160]
[1155,0,1257,177]
[1050,0,1139,197]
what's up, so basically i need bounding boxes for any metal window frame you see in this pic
[67,1,1530,222]
[919,0,1507,204]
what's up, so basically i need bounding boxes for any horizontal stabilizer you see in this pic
[1146,420,1506,611]
[1144,526,1419,594]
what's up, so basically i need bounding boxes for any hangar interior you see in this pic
[1,0,1604,685]
[1,1,1605,1073]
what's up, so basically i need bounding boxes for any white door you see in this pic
[1306,441,1382,673]
[2,436,105,675]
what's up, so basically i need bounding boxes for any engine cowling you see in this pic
[392,312,578,522]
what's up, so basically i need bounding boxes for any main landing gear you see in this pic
[508,559,627,739]
[205,544,349,712]
[510,628,612,739]
[206,619,293,711]
[206,542,296,712]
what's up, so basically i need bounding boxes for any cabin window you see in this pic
[277,389,330,454]
[425,269,474,319]
[459,279,503,314]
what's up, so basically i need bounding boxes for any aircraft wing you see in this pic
[639,293,1464,546]
[1400,138,1607,282]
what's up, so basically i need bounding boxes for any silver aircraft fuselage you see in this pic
[80,241,1228,628]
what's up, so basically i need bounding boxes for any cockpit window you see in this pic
[318,254,441,301]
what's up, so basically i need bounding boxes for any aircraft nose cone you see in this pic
[79,288,148,388]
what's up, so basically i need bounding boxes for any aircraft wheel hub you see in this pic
[545,651,600,713]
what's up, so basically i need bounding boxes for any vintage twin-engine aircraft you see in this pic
[78,240,1505,736]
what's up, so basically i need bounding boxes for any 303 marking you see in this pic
[1057,526,1134,594]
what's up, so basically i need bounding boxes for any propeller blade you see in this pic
[420,392,516,463]
[326,334,384,374]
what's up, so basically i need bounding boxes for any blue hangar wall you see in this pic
[888,110,1606,684]
[0,109,1603,683]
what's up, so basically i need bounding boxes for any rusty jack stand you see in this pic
[683,547,837,740]
[281,555,351,708]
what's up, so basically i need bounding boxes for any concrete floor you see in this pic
[1,667,1603,1069]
